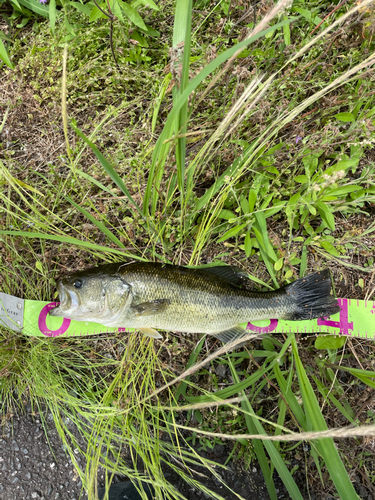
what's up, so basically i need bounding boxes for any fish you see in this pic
[49,262,340,343]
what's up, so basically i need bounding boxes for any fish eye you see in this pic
[73,279,83,289]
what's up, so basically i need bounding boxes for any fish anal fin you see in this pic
[211,325,247,345]
[139,327,163,339]
[133,299,170,317]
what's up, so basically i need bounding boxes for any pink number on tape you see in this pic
[317,298,353,335]
[246,319,278,333]
[38,302,71,337]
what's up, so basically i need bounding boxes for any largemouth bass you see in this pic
[49,262,339,343]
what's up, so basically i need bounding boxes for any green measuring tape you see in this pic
[1,292,374,339]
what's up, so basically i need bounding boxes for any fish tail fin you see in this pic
[282,269,340,321]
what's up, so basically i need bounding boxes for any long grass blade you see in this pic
[228,357,303,500]
[0,230,142,259]
[64,195,125,248]
[291,338,359,499]
[144,18,295,215]
[171,0,192,216]
[71,121,144,217]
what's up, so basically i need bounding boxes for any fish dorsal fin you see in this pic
[139,327,163,339]
[132,299,170,317]
[211,325,247,344]
[198,266,250,287]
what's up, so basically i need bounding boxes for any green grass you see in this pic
[1,0,375,498]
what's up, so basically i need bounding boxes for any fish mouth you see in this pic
[49,283,80,318]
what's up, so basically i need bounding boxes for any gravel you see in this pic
[3,406,370,500]
[0,410,83,500]
[0,407,292,500]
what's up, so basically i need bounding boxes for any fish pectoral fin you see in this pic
[211,325,247,345]
[139,327,163,339]
[132,299,170,317]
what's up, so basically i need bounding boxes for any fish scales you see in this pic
[116,262,290,333]
[49,262,340,343]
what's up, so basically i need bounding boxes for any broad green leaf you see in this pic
[316,201,335,231]
[118,0,147,30]
[351,99,363,120]
[264,201,286,218]
[274,257,283,271]
[240,196,249,215]
[70,2,92,16]
[327,185,361,196]
[254,210,267,235]
[248,189,257,213]
[217,223,246,243]
[130,30,149,47]
[334,112,355,122]
[287,192,300,207]
[307,203,316,216]
[0,39,14,69]
[295,175,308,183]
[140,24,160,37]
[283,14,291,45]
[315,336,346,350]
[303,154,318,178]
[113,0,124,21]
[217,209,236,220]
[17,0,49,16]
[320,195,338,202]
[267,165,279,175]
[333,159,359,171]
[10,0,22,9]
[260,193,273,211]
[16,17,29,28]
[293,7,322,24]
[35,261,43,273]
[284,269,293,279]
[320,240,339,256]
[244,232,252,258]
[265,142,284,156]
[193,410,203,424]
[89,4,107,22]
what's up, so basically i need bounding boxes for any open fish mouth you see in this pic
[49,284,80,317]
